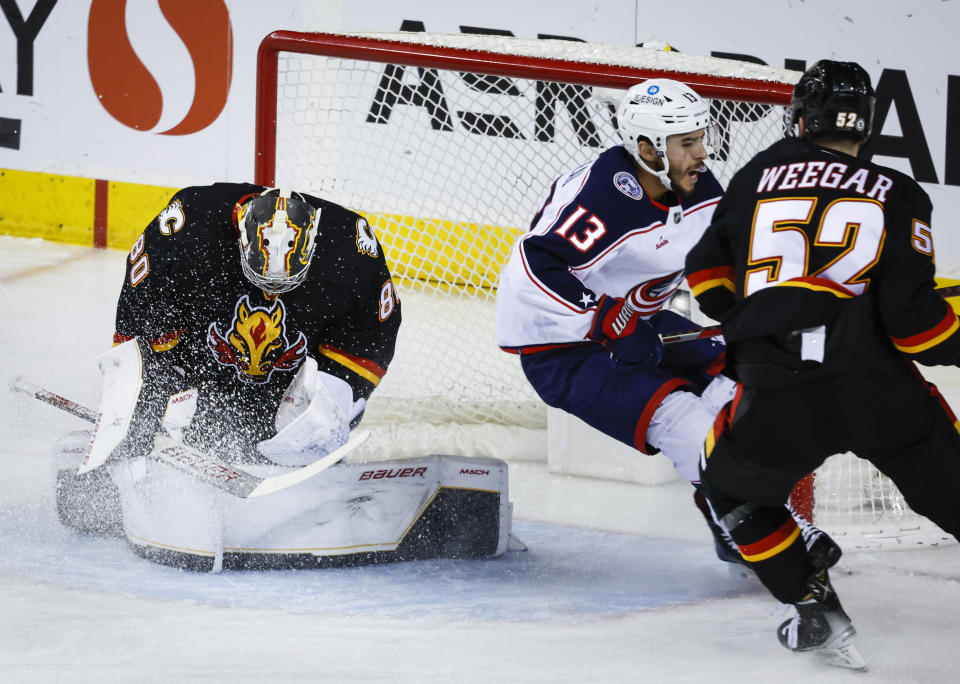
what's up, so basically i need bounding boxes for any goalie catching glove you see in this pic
[257,356,363,467]
[587,287,663,368]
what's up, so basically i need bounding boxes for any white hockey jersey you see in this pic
[496,146,723,351]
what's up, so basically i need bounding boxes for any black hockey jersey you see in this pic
[114,182,401,453]
[685,138,960,371]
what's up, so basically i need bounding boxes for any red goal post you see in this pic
[253,30,951,550]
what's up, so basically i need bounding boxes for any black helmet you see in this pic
[237,188,320,294]
[786,60,875,139]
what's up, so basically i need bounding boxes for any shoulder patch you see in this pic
[157,199,185,236]
[613,172,643,200]
[356,218,378,257]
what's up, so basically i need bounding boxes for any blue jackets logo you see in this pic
[613,171,643,200]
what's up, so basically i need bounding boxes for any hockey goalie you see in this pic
[52,184,513,572]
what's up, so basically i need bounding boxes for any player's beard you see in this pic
[669,164,704,199]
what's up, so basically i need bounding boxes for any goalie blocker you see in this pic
[55,430,514,572]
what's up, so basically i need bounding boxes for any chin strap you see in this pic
[642,159,674,191]
[626,143,673,191]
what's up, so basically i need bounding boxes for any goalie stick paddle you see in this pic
[659,283,960,345]
[8,376,369,499]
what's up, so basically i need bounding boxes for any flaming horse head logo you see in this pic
[206,295,306,384]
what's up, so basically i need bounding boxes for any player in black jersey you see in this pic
[62,182,399,480]
[686,60,960,668]
[98,184,401,467]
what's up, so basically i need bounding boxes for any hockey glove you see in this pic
[257,357,359,466]
[587,292,663,368]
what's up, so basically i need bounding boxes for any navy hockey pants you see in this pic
[519,311,723,453]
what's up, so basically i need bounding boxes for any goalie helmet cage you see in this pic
[254,30,950,550]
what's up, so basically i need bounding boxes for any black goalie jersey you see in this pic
[685,138,960,374]
[114,182,401,454]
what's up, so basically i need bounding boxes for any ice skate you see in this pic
[777,570,867,671]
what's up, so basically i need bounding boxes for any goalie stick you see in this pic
[8,376,369,499]
[658,282,960,346]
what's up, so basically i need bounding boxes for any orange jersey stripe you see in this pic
[892,307,960,354]
[687,266,735,296]
[703,383,742,460]
[112,330,183,351]
[149,330,184,352]
[319,343,386,386]
[776,276,855,298]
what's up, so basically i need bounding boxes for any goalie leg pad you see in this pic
[113,450,512,571]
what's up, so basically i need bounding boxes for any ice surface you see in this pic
[1,235,959,683]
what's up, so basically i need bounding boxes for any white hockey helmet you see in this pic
[616,79,714,187]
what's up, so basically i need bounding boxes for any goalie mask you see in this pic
[237,188,321,294]
[786,60,875,140]
[616,78,715,189]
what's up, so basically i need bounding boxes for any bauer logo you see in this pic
[206,296,306,384]
[86,0,232,135]
[359,466,428,480]
[159,445,244,482]
[613,171,643,200]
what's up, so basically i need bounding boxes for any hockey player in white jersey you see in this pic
[496,79,829,563]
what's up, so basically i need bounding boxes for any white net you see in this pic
[809,453,953,550]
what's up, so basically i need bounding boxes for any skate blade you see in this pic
[815,643,868,672]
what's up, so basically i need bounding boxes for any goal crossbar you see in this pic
[255,30,796,186]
